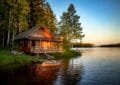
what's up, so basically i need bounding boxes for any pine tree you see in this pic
[59,4,84,47]
[28,0,46,27]
[28,0,56,33]
[44,2,56,33]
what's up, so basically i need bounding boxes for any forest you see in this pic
[0,0,84,49]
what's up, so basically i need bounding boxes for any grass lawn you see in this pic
[0,49,41,65]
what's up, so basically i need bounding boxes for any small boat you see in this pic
[41,60,61,67]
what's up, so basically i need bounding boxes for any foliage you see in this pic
[0,0,29,48]
[59,4,84,49]
[52,50,81,59]
[28,0,56,33]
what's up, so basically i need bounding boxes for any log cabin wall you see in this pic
[30,40,61,50]
[19,39,31,53]
[19,40,62,53]
[38,40,52,50]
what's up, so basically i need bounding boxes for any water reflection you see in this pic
[54,59,83,85]
[0,56,83,85]
[29,63,60,85]
[79,48,120,85]
[1,48,120,85]
[0,64,30,85]
[29,59,83,85]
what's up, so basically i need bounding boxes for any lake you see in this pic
[0,48,120,85]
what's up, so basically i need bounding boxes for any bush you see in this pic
[52,50,81,59]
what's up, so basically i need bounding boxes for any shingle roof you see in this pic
[15,26,40,40]
[27,36,62,42]
[15,26,62,42]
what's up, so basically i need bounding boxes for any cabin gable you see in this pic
[29,27,52,38]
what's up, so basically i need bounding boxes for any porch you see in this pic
[30,46,62,54]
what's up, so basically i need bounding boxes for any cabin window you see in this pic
[32,41,35,47]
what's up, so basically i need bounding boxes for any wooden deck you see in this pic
[30,47,62,54]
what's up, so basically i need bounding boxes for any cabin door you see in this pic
[31,41,36,49]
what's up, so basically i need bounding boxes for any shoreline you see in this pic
[0,49,80,66]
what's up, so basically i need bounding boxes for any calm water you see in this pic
[0,48,120,85]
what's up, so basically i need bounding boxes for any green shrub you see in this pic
[52,50,81,59]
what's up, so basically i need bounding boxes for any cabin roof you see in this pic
[15,26,51,40]
[15,26,37,40]
[27,37,61,42]
[15,26,61,41]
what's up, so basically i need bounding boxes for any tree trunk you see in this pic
[2,34,4,48]
[7,10,11,47]
[7,27,10,47]
[11,30,15,49]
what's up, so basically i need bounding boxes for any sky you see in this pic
[48,0,120,45]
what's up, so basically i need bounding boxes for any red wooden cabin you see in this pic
[15,26,63,54]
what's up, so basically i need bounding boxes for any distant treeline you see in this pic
[72,43,94,48]
[100,43,120,47]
